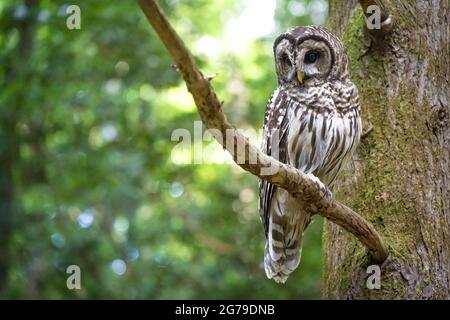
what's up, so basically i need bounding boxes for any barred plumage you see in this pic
[259,26,361,283]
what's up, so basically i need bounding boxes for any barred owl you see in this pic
[259,26,361,283]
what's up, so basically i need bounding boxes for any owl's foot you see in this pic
[323,186,333,201]
[305,173,333,201]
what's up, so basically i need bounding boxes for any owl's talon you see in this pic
[324,187,333,201]
[306,173,333,201]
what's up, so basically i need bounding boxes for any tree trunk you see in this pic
[323,0,449,299]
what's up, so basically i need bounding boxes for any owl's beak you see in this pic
[297,70,303,84]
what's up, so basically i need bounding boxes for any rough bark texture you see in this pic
[324,0,449,299]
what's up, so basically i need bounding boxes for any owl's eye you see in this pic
[281,52,292,66]
[304,50,319,64]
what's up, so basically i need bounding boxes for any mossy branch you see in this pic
[138,0,389,264]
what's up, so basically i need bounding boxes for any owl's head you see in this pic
[273,25,349,86]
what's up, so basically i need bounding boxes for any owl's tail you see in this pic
[264,204,310,284]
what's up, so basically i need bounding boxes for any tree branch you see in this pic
[138,0,388,264]
[358,0,394,36]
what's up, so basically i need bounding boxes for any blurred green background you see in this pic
[0,0,328,299]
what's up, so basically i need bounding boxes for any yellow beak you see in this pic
[297,70,303,84]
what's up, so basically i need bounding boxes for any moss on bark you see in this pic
[323,0,450,299]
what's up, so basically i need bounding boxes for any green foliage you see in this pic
[0,0,326,299]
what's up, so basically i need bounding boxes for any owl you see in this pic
[259,26,362,283]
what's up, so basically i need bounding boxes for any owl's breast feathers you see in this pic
[283,81,361,187]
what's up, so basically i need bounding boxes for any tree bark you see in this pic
[324,0,449,299]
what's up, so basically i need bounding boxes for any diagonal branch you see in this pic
[138,0,388,264]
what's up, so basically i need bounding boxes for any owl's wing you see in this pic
[259,89,290,237]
